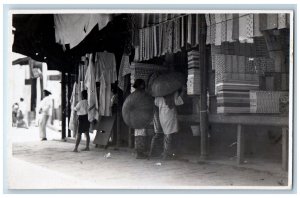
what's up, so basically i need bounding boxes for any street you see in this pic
[7,126,289,189]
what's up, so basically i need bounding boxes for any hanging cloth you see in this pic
[54,14,112,49]
[278,13,288,29]
[205,14,211,45]
[210,14,216,45]
[221,14,227,43]
[253,14,263,37]
[167,21,173,53]
[96,51,117,116]
[232,14,240,41]
[69,82,79,137]
[84,54,99,122]
[239,14,254,43]
[118,55,131,91]
[181,16,185,48]
[226,14,234,42]
[187,14,192,45]
[214,14,222,46]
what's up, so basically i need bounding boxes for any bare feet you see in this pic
[82,148,90,151]
[73,149,79,152]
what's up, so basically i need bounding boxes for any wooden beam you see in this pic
[61,71,66,140]
[199,15,209,159]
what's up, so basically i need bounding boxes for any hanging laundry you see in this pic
[187,14,192,45]
[69,82,79,137]
[118,55,131,91]
[84,53,99,122]
[278,13,288,29]
[221,14,227,43]
[96,51,117,116]
[253,14,263,37]
[226,14,234,42]
[238,14,254,43]
[210,14,216,45]
[54,14,112,49]
[205,14,211,45]
[173,18,181,53]
[181,16,186,48]
[195,14,199,46]
[167,21,173,53]
[214,14,222,46]
[232,14,240,41]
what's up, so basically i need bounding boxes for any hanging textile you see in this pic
[167,21,173,53]
[238,14,254,43]
[118,55,131,91]
[96,51,117,116]
[210,14,216,45]
[205,14,211,45]
[187,15,192,45]
[278,13,288,29]
[181,16,186,48]
[173,18,181,53]
[221,14,227,43]
[253,14,263,37]
[214,14,222,46]
[54,14,112,49]
[69,82,79,137]
[226,14,234,42]
[195,14,199,47]
[84,53,99,122]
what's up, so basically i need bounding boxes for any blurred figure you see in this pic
[38,89,52,141]
[12,102,19,127]
[16,98,28,129]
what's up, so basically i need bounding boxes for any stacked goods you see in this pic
[187,50,200,95]
[122,90,154,129]
[214,54,260,113]
[250,91,289,114]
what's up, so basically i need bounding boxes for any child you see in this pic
[73,90,90,152]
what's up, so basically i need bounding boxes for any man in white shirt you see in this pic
[38,89,53,141]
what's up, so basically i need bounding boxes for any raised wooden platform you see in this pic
[178,114,289,171]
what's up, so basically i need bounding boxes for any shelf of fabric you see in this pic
[250,91,289,114]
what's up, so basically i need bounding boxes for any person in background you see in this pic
[73,90,90,152]
[133,79,148,159]
[12,103,19,127]
[38,89,52,141]
[154,89,184,160]
[17,98,28,129]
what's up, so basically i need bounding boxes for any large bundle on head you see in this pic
[151,72,185,97]
[122,90,154,129]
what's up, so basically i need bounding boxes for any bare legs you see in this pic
[73,131,90,152]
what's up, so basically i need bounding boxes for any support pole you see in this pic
[199,15,209,160]
[61,71,66,140]
[237,124,244,165]
[67,73,72,137]
[282,127,288,171]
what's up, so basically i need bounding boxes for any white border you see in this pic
[6,8,294,190]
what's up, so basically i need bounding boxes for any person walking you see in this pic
[38,89,52,141]
[154,90,184,160]
[73,90,90,152]
[17,98,29,129]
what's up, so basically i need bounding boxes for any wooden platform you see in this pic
[178,114,289,171]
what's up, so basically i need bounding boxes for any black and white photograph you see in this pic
[5,8,294,191]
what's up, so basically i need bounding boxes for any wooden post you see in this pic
[237,124,244,165]
[128,128,133,148]
[61,71,66,140]
[282,127,288,171]
[67,73,72,137]
[199,15,209,159]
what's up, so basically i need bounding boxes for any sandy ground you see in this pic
[6,126,290,190]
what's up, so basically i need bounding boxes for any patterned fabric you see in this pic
[253,14,263,37]
[210,14,216,45]
[205,14,211,45]
[226,14,234,42]
[278,13,288,29]
[214,14,222,46]
[250,91,288,113]
[238,14,253,43]
[221,14,227,43]
[232,14,240,41]
[167,21,173,53]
